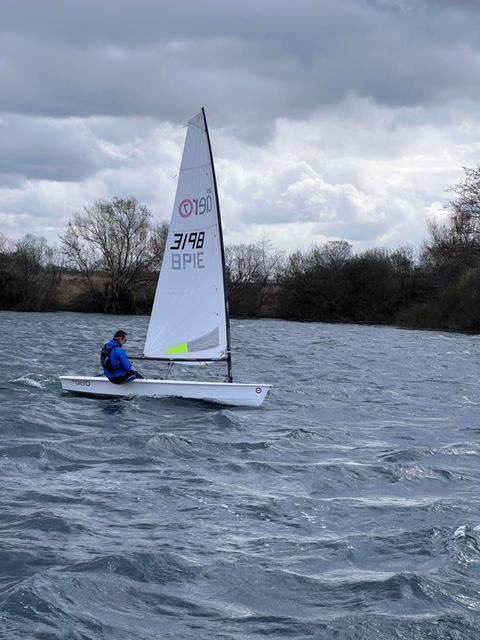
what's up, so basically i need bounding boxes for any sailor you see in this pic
[101,330,143,384]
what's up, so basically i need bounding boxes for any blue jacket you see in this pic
[102,339,133,380]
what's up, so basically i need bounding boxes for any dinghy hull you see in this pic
[60,376,270,407]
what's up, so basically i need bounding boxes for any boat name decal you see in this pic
[75,379,91,387]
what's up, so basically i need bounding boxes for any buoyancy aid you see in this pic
[100,342,119,373]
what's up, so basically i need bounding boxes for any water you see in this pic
[1,311,480,639]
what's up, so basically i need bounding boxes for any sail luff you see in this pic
[201,107,233,383]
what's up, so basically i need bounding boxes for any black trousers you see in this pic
[109,370,142,384]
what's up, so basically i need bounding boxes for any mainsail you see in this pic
[144,110,230,364]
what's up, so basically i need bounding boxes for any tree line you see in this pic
[2,167,480,332]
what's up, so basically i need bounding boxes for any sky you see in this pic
[1,0,480,254]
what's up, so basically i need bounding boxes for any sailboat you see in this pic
[60,109,271,407]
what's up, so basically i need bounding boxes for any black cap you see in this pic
[114,329,127,338]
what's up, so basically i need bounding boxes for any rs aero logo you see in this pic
[179,190,213,218]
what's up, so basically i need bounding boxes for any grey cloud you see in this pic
[0,172,25,189]
[0,115,118,182]
[1,0,480,132]
[0,0,478,251]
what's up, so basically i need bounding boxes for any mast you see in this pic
[202,107,233,383]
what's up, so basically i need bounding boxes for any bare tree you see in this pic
[389,246,416,309]
[0,233,15,254]
[13,234,46,310]
[62,197,165,313]
[148,221,169,272]
[422,167,480,286]
[447,165,480,230]
[444,165,480,261]
[42,244,64,309]
[226,239,284,316]
[7,234,62,310]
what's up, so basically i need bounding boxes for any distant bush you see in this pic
[1,169,480,334]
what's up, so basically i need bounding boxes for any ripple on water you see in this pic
[3,313,480,638]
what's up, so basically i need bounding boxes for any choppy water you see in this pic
[2,311,480,639]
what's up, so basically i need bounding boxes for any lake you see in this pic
[1,311,480,638]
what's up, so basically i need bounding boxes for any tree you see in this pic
[0,234,16,309]
[41,244,64,310]
[62,197,165,314]
[389,246,416,310]
[343,248,397,323]
[447,166,480,238]
[225,239,284,316]
[275,241,352,321]
[148,221,169,272]
[424,166,480,281]
[0,234,63,311]
[0,233,14,254]
[13,235,46,310]
[416,167,480,324]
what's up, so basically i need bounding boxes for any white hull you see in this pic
[60,376,270,407]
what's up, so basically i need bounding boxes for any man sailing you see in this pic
[101,330,143,384]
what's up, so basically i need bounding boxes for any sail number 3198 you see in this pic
[170,232,204,251]
[170,232,206,270]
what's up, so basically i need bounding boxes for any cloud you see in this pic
[0,0,479,252]
[2,0,480,126]
[0,115,118,183]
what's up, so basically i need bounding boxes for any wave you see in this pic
[451,524,480,566]
[64,551,201,585]
[1,511,74,534]
[0,415,58,437]
[146,433,197,458]
[377,448,424,463]
[4,315,480,637]
[11,375,47,389]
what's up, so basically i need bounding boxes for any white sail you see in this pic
[144,111,228,360]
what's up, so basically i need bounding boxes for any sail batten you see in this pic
[144,111,229,362]
[180,162,211,171]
